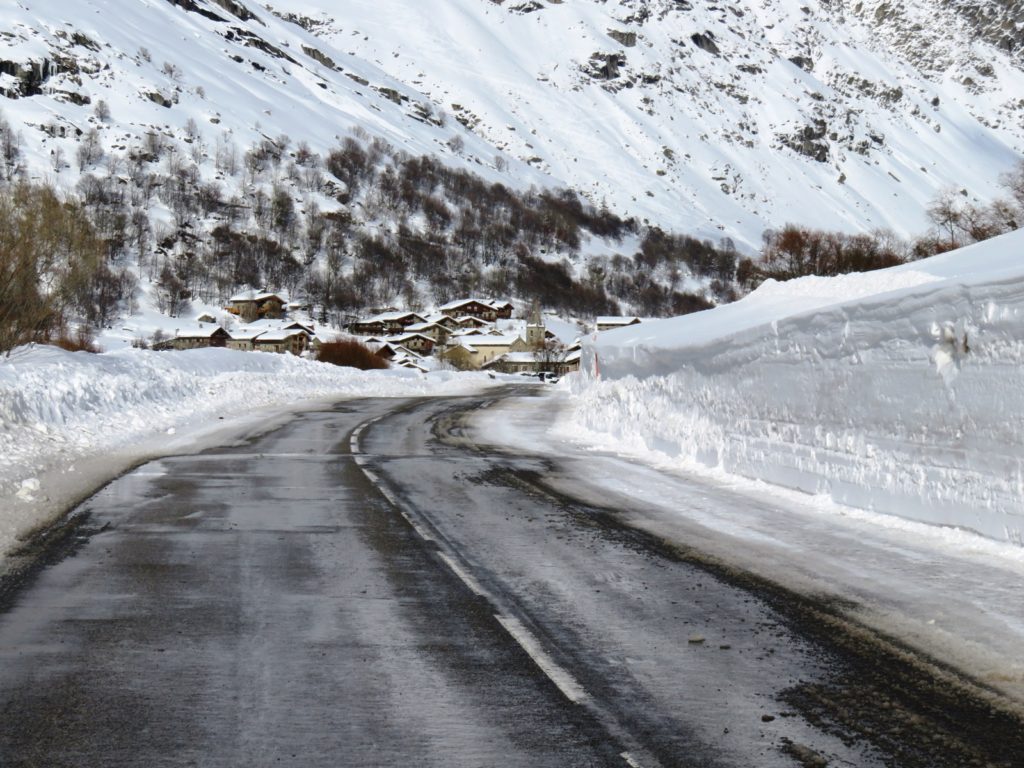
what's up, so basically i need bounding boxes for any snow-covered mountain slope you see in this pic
[2,0,1022,248]
[266,0,1024,246]
[0,0,543,195]
[564,228,1024,545]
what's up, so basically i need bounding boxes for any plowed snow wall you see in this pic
[569,276,1024,544]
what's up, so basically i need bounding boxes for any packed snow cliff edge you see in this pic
[565,229,1024,545]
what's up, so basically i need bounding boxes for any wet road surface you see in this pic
[1,389,1022,767]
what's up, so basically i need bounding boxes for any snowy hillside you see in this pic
[564,228,1024,545]
[0,0,524,185]
[250,0,1024,245]
[1,0,1022,249]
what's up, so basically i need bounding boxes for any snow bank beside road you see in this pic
[563,229,1024,545]
[0,346,492,560]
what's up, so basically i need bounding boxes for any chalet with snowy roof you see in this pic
[596,316,642,332]
[226,290,286,322]
[484,339,581,375]
[454,315,492,329]
[385,332,435,355]
[225,327,266,352]
[372,342,420,361]
[396,359,428,373]
[252,328,310,356]
[423,313,461,331]
[155,324,230,351]
[404,321,452,343]
[440,334,529,369]
[482,351,542,374]
[439,298,514,322]
[349,311,426,336]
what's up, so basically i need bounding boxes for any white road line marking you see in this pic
[437,552,486,597]
[351,417,434,540]
[494,614,589,704]
[351,408,593,722]
[621,751,645,768]
[377,485,400,509]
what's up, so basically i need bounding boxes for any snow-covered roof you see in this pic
[363,310,426,324]
[386,333,433,344]
[439,298,510,311]
[245,319,314,332]
[228,327,266,341]
[388,344,422,359]
[396,359,428,372]
[405,322,446,333]
[253,329,309,342]
[229,290,284,303]
[463,334,523,347]
[174,324,227,339]
[455,315,492,326]
[596,316,641,326]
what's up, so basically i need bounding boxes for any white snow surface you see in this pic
[2,0,1023,247]
[0,345,496,561]
[565,228,1024,545]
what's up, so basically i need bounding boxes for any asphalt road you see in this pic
[1,388,1022,767]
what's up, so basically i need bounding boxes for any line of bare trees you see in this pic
[739,159,1024,288]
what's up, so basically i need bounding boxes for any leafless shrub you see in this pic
[316,339,389,370]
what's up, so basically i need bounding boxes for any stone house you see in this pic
[252,328,310,356]
[156,324,231,351]
[440,334,529,369]
[226,290,286,322]
[385,332,435,355]
[404,321,452,343]
[439,298,514,322]
[483,352,542,374]
[349,311,426,336]
[225,327,266,352]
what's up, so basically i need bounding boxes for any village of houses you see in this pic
[154,290,644,375]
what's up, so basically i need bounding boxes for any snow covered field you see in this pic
[563,228,1024,546]
[0,346,495,562]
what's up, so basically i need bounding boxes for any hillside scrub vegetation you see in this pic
[316,339,389,370]
[0,112,740,350]
[736,158,1024,290]
[2,100,1020,354]
[0,182,129,355]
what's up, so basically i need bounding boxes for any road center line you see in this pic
[350,412,592,711]
[436,552,487,597]
[494,613,590,705]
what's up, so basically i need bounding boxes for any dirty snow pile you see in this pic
[563,228,1024,545]
[0,346,491,558]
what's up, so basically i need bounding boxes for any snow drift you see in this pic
[0,346,492,560]
[565,228,1024,545]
